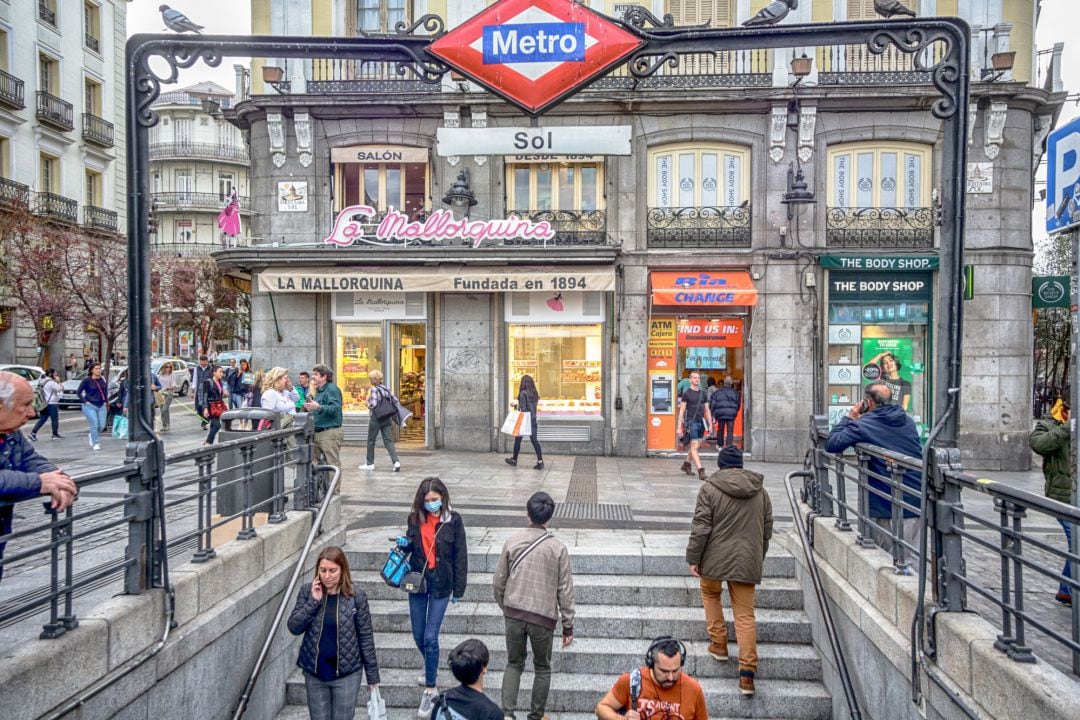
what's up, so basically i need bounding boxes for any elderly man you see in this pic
[0,371,78,582]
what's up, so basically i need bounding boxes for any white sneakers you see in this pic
[93,444,101,451]
[417,688,438,720]
[359,463,375,470]
[394,461,401,472]
[89,434,101,450]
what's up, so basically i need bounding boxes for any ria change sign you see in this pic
[428,0,643,115]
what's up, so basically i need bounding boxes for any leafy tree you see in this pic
[56,230,128,378]
[1031,232,1072,418]
[154,256,246,352]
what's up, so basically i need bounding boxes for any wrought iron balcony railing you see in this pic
[506,210,609,246]
[266,59,443,94]
[0,177,30,210]
[0,68,25,109]
[38,0,56,26]
[151,242,215,257]
[33,192,78,224]
[152,192,252,212]
[85,34,100,53]
[83,205,118,232]
[825,207,935,249]
[82,113,114,147]
[646,205,752,248]
[36,91,74,131]
[592,50,772,90]
[818,43,945,86]
[149,142,249,163]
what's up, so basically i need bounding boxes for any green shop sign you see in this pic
[820,255,940,272]
[1032,275,1071,309]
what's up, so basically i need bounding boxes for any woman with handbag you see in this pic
[359,369,402,473]
[505,374,543,470]
[199,365,227,446]
[77,362,109,451]
[288,545,381,720]
[394,477,468,719]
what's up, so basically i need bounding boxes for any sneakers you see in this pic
[416,674,426,686]
[504,457,518,466]
[92,444,101,451]
[418,688,438,719]
[359,463,375,470]
[534,461,544,470]
[681,460,693,475]
[394,461,401,472]
[738,670,755,696]
[52,434,63,439]
[28,433,38,442]
[708,644,729,662]
[1056,591,1073,606]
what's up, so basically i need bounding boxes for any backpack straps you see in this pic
[509,532,553,574]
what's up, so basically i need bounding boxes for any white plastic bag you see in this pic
[500,409,532,436]
[367,685,387,720]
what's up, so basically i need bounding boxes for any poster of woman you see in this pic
[862,337,914,411]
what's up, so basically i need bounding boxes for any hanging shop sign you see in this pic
[258,266,616,293]
[650,271,758,306]
[323,205,556,248]
[437,126,632,156]
[676,318,744,348]
[828,271,933,302]
[329,145,428,163]
[1032,275,1071,309]
[819,255,939,271]
[427,0,644,116]
[1047,115,1080,235]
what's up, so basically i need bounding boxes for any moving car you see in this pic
[59,366,124,409]
[151,357,192,396]
[0,364,46,389]
[215,350,251,367]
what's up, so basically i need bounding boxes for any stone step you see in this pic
[366,601,812,645]
[283,668,832,719]
[274,707,801,720]
[355,571,806,610]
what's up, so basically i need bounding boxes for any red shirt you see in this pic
[610,669,708,720]
[420,513,440,570]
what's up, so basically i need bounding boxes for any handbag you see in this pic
[371,387,397,421]
[380,546,410,588]
[208,400,227,418]
[112,415,129,440]
[402,522,445,594]
[500,409,532,437]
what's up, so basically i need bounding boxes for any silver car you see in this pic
[0,364,46,389]
[151,357,192,397]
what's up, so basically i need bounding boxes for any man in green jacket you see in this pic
[685,445,772,697]
[303,364,344,491]
[1030,399,1076,605]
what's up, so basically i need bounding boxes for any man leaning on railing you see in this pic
[824,382,923,552]
[0,371,77,582]
[1030,398,1076,607]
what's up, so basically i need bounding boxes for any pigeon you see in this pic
[159,5,204,34]
[875,0,917,18]
[743,0,798,28]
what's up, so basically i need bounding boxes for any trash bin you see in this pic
[216,408,281,517]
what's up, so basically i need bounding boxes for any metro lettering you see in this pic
[482,22,586,64]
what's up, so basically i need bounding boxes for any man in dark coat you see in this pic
[824,382,923,553]
[709,375,742,447]
[686,445,772,697]
[1030,399,1076,605]
[193,355,214,427]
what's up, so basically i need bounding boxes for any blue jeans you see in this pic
[1061,520,1074,597]
[408,588,451,687]
[82,403,107,444]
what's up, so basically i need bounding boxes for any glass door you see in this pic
[392,322,426,447]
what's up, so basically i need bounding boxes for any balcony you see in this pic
[149,142,249,164]
[825,207,935,249]
[818,44,944,86]
[152,192,252,213]
[504,210,609,246]
[38,1,56,26]
[33,191,78,225]
[0,69,25,110]
[85,34,100,53]
[83,205,118,233]
[0,177,30,210]
[266,59,444,94]
[36,91,74,131]
[591,51,772,91]
[82,113,114,148]
[646,206,752,248]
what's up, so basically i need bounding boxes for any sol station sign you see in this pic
[428,0,644,115]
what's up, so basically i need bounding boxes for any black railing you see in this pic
[646,205,752,248]
[33,191,78,224]
[825,207,935,248]
[85,34,100,53]
[509,209,609,246]
[0,177,30,210]
[819,43,945,85]
[275,58,443,94]
[38,0,56,26]
[152,192,251,211]
[36,91,74,131]
[82,113,114,147]
[592,50,772,89]
[149,142,249,162]
[0,415,325,639]
[83,205,118,232]
[0,68,25,109]
[807,416,1080,677]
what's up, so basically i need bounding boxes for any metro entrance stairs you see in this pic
[275,529,831,720]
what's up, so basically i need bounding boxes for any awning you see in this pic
[650,271,758,307]
[257,266,616,293]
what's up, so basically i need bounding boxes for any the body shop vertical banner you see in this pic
[861,337,914,411]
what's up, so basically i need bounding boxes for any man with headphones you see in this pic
[594,637,708,720]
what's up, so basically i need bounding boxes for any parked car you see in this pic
[151,357,192,396]
[60,366,124,409]
[216,350,251,367]
[0,364,46,389]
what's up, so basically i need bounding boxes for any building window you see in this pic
[506,160,603,212]
[508,323,603,417]
[173,118,192,146]
[218,173,234,201]
[84,2,101,52]
[175,220,193,243]
[667,0,734,27]
[39,0,58,27]
[827,142,931,209]
[336,161,428,216]
[85,169,101,206]
[0,30,9,72]
[0,137,9,178]
[648,143,749,209]
[39,54,58,95]
[84,78,101,115]
[355,0,408,33]
[844,0,919,20]
[175,169,192,198]
[40,154,59,193]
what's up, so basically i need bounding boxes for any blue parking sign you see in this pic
[1047,116,1080,235]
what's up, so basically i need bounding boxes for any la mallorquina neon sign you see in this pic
[323,205,557,248]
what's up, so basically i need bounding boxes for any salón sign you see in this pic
[322,205,557,249]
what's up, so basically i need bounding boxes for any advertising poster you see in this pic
[861,337,914,410]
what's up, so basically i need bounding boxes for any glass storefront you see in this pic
[336,323,384,414]
[508,323,603,416]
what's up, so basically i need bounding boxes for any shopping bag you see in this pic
[380,546,409,588]
[112,415,129,441]
[367,686,387,720]
[500,409,532,437]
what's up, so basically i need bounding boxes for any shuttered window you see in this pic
[846,0,918,19]
[668,0,733,27]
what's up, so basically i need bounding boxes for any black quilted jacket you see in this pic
[287,583,381,683]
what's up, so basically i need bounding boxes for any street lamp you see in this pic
[441,168,477,218]
[781,59,816,220]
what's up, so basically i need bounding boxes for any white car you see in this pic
[151,357,192,396]
[0,364,46,389]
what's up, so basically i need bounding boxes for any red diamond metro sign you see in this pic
[427,0,644,116]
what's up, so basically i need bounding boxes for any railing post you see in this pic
[855,451,875,548]
[993,500,1036,663]
[192,451,217,562]
[810,416,835,519]
[123,444,159,594]
[929,448,965,611]
[890,461,912,574]
[294,415,314,510]
[237,443,257,540]
[268,434,287,524]
[39,505,65,639]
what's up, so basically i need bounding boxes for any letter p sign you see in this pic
[1048,117,1080,233]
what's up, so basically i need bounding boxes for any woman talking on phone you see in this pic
[394,477,468,719]
[288,545,380,720]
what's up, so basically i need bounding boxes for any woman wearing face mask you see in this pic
[394,477,468,719]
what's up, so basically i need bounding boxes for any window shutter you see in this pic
[669,1,733,27]
[847,0,875,20]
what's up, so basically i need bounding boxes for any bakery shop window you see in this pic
[508,323,602,417]
[336,323,384,414]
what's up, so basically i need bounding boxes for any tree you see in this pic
[0,205,76,368]
[56,229,129,376]
[155,256,246,352]
[1031,231,1072,418]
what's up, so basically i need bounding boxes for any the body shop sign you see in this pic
[324,205,555,249]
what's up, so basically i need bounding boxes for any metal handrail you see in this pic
[785,469,864,720]
[232,464,341,720]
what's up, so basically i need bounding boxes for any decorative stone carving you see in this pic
[797,105,817,164]
[444,109,460,167]
[984,101,1008,160]
[968,102,977,147]
[472,109,488,167]
[294,111,312,168]
[1033,114,1053,170]
[267,111,286,168]
[769,106,787,164]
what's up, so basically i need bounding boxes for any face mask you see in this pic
[424,500,443,514]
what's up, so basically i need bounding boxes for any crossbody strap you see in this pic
[510,532,553,574]
[417,520,446,581]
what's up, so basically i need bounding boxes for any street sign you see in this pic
[1047,115,1080,235]
[1033,275,1071,308]
[427,0,644,116]
[436,125,631,156]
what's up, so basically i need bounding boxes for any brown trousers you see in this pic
[700,577,758,673]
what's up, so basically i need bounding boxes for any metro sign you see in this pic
[428,0,644,116]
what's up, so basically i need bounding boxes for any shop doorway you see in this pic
[392,322,426,447]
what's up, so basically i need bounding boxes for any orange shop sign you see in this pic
[650,271,758,306]
[677,318,744,347]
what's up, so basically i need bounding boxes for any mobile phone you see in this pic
[857,399,870,414]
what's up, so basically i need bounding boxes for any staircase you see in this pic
[275,529,831,720]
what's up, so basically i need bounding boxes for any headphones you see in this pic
[644,636,687,669]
